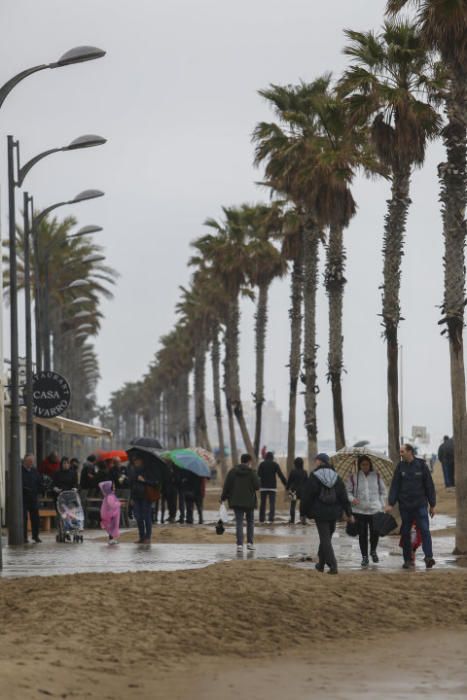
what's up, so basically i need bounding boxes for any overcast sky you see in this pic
[1,1,451,449]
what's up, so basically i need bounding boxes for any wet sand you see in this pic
[0,560,466,698]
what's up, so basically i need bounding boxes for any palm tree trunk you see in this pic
[303,223,320,466]
[287,247,304,473]
[211,325,227,477]
[325,223,347,451]
[440,71,467,553]
[223,327,238,467]
[194,343,211,449]
[228,296,256,459]
[382,163,411,464]
[253,282,269,457]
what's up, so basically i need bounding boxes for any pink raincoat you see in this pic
[99,480,121,540]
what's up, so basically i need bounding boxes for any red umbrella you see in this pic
[96,449,128,462]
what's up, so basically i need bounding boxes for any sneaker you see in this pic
[142,538,152,544]
[402,560,415,569]
[425,556,436,569]
[370,551,379,563]
[236,545,244,553]
[315,563,325,573]
[109,539,119,545]
[361,556,369,567]
[247,543,255,551]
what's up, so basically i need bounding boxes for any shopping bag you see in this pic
[219,503,230,523]
[372,511,398,537]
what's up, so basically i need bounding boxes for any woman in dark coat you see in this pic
[52,457,78,502]
[300,453,353,574]
[129,454,160,544]
[286,457,308,524]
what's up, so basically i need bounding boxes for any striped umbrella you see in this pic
[330,447,395,487]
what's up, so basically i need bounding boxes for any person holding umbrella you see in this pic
[346,455,387,566]
[129,452,161,544]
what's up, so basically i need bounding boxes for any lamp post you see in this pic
[1,44,105,548]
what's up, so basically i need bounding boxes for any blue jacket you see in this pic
[388,458,436,510]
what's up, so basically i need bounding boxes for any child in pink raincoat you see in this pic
[99,480,121,544]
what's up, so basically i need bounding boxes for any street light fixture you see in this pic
[67,225,103,240]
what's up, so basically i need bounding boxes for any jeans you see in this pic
[441,462,455,488]
[23,497,40,540]
[234,508,254,545]
[355,513,379,557]
[133,499,153,541]
[400,506,433,561]
[315,519,337,571]
[259,491,276,522]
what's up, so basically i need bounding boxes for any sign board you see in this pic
[31,371,71,418]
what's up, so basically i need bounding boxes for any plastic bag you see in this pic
[219,503,230,523]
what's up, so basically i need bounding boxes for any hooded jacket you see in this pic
[99,480,121,538]
[221,464,260,510]
[286,467,308,499]
[300,465,352,521]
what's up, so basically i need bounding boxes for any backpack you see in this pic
[318,483,337,505]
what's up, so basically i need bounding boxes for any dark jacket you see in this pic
[130,464,159,502]
[257,459,287,490]
[52,469,78,493]
[388,458,436,510]
[300,466,352,521]
[22,466,42,504]
[179,470,203,501]
[109,465,130,490]
[79,463,98,490]
[286,467,308,499]
[438,438,454,467]
[221,465,260,510]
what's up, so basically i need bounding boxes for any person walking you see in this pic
[300,453,354,574]
[221,453,260,552]
[130,454,158,544]
[22,453,42,543]
[437,435,455,488]
[386,443,436,569]
[346,455,387,567]
[257,451,287,523]
[98,480,121,544]
[286,457,308,524]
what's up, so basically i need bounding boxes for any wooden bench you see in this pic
[27,508,56,532]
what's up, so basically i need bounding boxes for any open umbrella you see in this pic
[330,446,395,487]
[96,449,128,462]
[126,445,168,484]
[190,446,217,469]
[163,449,211,478]
[130,436,164,450]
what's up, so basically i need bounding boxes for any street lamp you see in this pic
[67,225,103,240]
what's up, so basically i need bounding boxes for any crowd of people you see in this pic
[22,442,439,573]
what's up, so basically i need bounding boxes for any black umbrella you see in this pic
[126,446,168,485]
[130,436,164,450]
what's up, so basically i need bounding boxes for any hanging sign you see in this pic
[31,371,71,418]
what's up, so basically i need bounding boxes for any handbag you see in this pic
[346,520,360,537]
[144,484,160,503]
[372,511,397,537]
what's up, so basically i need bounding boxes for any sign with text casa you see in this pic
[31,371,71,418]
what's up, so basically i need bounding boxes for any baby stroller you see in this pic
[56,490,84,543]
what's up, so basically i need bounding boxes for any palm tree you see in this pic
[340,20,441,462]
[388,0,467,554]
[238,203,287,457]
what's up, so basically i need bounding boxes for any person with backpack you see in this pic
[286,457,308,524]
[300,453,354,574]
[345,455,387,567]
[257,451,287,523]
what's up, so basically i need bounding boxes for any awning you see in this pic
[33,415,112,439]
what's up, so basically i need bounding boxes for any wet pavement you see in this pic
[0,514,459,579]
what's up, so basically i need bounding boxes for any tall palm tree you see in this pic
[340,20,441,462]
[239,203,287,457]
[388,0,467,553]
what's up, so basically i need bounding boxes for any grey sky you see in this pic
[1,1,450,448]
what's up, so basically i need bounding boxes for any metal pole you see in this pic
[7,135,23,545]
[44,255,51,371]
[23,192,34,453]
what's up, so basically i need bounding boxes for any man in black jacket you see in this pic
[22,454,42,543]
[386,443,436,569]
[257,452,287,523]
[438,435,455,488]
[300,453,353,574]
